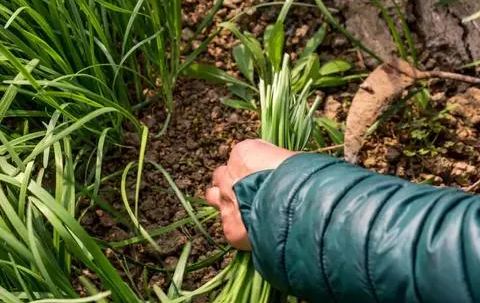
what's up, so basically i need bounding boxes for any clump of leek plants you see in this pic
[213,54,321,303]
[186,0,357,150]
[260,56,322,151]
[0,0,223,302]
[162,54,321,303]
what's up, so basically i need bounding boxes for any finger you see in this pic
[228,139,297,180]
[212,166,227,186]
[213,166,235,200]
[205,187,222,209]
[220,203,252,251]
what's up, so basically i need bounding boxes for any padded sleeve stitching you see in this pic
[460,200,476,303]
[281,161,340,294]
[365,183,405,303]
[411,192,446,303]
[320,174,372,303]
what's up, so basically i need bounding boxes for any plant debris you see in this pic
[344,58,480,163]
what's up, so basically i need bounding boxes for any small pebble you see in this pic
[385,147,402,163]
[227,113,239,124]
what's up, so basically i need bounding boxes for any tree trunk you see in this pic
[334,0,480,69]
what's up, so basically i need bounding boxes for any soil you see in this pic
[80,0,480,301]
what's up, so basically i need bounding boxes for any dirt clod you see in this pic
[447,87,480,126]
[385,147,402,163]
[324,96,342,121]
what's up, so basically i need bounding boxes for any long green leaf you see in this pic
[0,59,39,123]
[168,241,192,298]
[184,63,257,91]
[22,107,117,168]
[220,22,267,78]
[319,59,352,76]
[30,292,111,303]
[134,125,148,218]
[266,22,285,71]
[298,24,327,61]
[233,44,254,84]
[149,161,222,249]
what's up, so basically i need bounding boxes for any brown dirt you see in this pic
[80,0,480,301]
[82,79,256,299]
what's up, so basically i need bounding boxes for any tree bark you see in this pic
[335,0,480,69]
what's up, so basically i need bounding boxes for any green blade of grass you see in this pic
[233,44,254,84]
[134,125,148,218]
[18,160,33,222]
[52,142,64,259]
[192,0,224,37]
[121,161,163,254]
[79,276,108,303]
[317,118,344,144]
[0,258,46,287]
[26,202,64,298]
[298,23,327,61]
[319,59,352,76]
[184,63,257,91]
[25,180,141,302]
[0,43,41,90]
[113,30,163,86]
[0,286,23,303]
[0,58,39,122]
[276,0,294,23]
[149,161,222,250]
[178,28,220,75]
[371,0,407,59]
[266,22,285,71]
[94,128,110,197]
[8,253,34,301]
[21,107,117,170]
[393,0,417,65]
[108,208,217,248]
[121,0,146,56]
[43,107,64,169]
[153,286,170,303]
[168,241,192,298]
[30,291,111,303]
[0,131,25,171]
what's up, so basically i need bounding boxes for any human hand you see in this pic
[206,139,296,250]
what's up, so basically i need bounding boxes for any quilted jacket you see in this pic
[234,153,480,303]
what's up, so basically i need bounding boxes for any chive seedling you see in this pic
[167,54,322,303]
[218,54,321,303]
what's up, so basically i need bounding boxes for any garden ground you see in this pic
[80,0,480,301]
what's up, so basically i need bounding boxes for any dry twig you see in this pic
[465,179,480,192]
[313,144,344,153]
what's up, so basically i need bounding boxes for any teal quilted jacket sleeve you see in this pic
[233,153,480,303]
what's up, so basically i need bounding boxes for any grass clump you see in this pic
[0,0,222,302]
[216,54,322,303]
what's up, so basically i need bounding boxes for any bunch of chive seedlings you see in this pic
[163,54,320,303]
[213,54,321,303]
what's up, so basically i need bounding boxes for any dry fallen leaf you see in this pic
[344,58,480,163]
[344,59,418,163]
